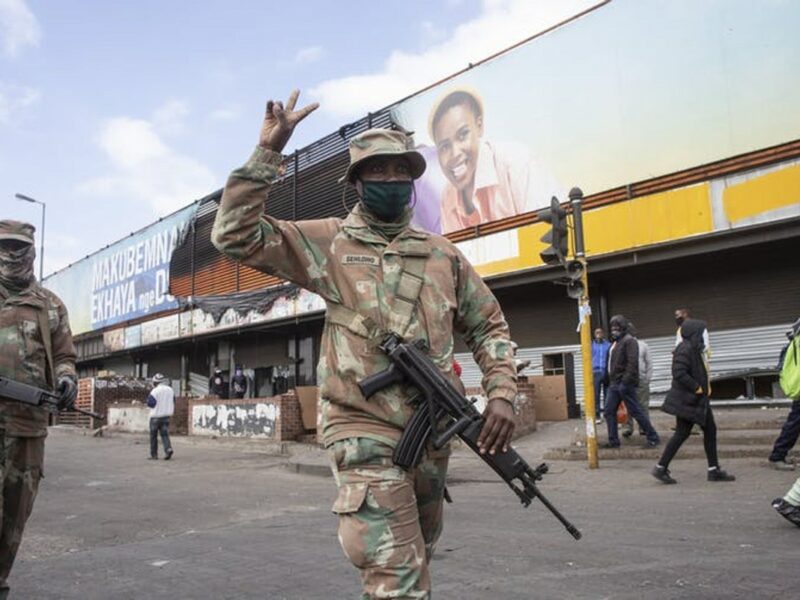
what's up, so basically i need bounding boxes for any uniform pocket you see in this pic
[331,482,368,514]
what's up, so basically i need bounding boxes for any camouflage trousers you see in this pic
[329,438,449,600]
[0,432,44,594]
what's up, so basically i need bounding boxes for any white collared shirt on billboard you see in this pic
[440,140,564,234]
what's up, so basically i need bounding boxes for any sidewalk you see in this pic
[544,406,796,462]
[59,405,796,480]
[284,406,797,479]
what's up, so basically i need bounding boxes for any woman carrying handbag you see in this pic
[652,319,736,484]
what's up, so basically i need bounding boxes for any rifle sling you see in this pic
[36,296,57,390]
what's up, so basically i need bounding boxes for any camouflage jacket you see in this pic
[0,281,77,436]
[212,147,517,447]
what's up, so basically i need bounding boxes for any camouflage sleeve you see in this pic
[211,146,340,300]
[452,248,517,403]
[51,295,77,383]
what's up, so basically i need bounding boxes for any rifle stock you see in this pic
[358,334,581,540]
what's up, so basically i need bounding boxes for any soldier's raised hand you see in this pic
[258,90,319,153]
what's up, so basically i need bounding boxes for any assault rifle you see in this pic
[359,333,581,540]
[0,376,104,420]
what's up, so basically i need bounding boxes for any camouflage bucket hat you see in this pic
[0,220,35,245]
[339,128,426,184]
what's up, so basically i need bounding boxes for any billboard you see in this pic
[391,0,800,235]
[45,204,197,335]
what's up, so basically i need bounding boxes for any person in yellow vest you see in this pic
[768,318,800,470]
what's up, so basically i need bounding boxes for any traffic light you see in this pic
[565,260,585,299]
[539,196,569,265]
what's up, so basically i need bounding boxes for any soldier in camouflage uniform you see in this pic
[0,220,77,598]
[212,91,517,599]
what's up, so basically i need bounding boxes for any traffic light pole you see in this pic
[569,188,599,469]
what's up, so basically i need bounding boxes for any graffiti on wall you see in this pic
[191,402,279,438]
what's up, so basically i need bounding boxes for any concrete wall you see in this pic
[105,398,189,435]
[107,404,150,432]
[188,392,304,441]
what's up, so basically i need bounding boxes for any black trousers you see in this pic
[149,417,172,458]
[769,399,800,462]
[659,408,718,468]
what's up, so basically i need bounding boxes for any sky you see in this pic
[0,0,598,277]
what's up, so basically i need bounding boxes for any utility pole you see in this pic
[569,187,598,469]
[539,188,598,469]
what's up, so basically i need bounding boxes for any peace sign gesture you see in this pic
[258,89,319,153]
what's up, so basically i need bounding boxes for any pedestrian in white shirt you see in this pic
[147,374,174,460]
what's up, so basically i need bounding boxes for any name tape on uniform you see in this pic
[342,255,379,267]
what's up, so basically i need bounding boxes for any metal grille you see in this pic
[455,322,793,406]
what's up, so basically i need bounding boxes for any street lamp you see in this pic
[14,193,46,281]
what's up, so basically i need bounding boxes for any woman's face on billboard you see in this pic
[433,103,483,192]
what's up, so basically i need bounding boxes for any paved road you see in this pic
[10,427,798,599]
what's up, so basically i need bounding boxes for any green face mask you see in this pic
[361,181,413,221]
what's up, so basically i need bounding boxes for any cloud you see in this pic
[0,0,41,58]
[0,81,39,123]
[311,0,598,119]
[292,45,324,66]
[78,114,217,216]
[420,21,447,47]
[152,98,190,135]
[208,106,240,121]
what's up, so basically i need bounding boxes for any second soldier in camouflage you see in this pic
[0,220,78,599]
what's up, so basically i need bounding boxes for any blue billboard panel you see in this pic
[45,204,197,335]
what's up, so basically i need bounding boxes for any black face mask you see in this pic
[675,316,685,327]
[610,329,621,341]
[361,181,413,221]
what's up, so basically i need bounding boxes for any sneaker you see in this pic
[148,456,158,460]
[769,459,796,471]
[165,449,174,461]
[652,466,677,484]
[707,467,735,482]
[645,438,660,449]
[772,498,800,527]
[595,417,603,424]
[601,442,621,449]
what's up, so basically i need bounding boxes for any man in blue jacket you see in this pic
[591,328,611,422]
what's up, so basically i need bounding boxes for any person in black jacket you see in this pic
[652,319,735,484]
[602,315,660,449]
[209,368,228,399]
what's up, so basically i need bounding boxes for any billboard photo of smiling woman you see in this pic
[428,88,563,234]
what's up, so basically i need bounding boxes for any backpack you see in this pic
[780,337,800,398]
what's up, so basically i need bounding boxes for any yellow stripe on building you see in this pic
[723,163,800,223]
[584,184,712,255]
[474,183,713,278]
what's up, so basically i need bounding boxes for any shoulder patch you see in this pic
[341,254,379,266]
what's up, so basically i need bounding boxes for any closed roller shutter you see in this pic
[456,322,793,406]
